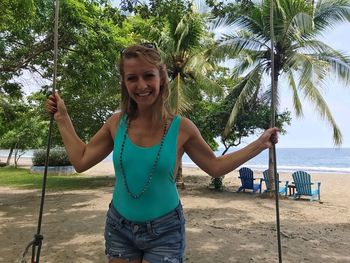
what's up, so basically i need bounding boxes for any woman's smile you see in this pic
[123,57,161,106]
[135,90,152,97]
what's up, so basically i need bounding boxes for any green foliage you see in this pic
[189,68,291,153]
[1,0,136,144]
[0,167,114,190]
[206,0,253,18]
[156,2,223,114]
[0,94,48,166]
[52,0,133,142]
[32,148,71,166]
[211,176,223,190]
[188,68,290,190]
[216,0,350,145]
[188,96,218,151]
[120,0,193,20]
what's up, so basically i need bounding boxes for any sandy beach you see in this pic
[0,158,349,262]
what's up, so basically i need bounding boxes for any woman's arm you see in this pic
[46,92,115,172]
[182,118,278,177]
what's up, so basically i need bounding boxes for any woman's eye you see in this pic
[127,76,137,81]
[145,74,155,79]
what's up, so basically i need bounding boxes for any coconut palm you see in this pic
[153,2,224,186]
[218,0,350,191]
[158,5,223,113]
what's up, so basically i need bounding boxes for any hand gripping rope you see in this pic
[269,0,283,262]
[21,0,60,262]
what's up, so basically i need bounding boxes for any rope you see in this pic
[269,0,283,262]
[21,0,60,262]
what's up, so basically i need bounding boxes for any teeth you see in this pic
[137,92,151,97]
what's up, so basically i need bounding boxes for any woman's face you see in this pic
[123,57,161,108]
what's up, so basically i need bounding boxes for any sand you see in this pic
[0,158,349,263]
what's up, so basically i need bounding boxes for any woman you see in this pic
[46,43,279,263]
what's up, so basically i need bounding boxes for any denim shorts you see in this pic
[104,202,186,262]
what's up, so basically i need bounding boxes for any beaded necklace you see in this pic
[119,118,167,199]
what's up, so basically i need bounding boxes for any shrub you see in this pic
[211,177,223,190]
[32,148,71,166]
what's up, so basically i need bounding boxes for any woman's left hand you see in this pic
[259,127,280,149]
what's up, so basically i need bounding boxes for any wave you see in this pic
[246,165,350,174]
[182,162,350,174]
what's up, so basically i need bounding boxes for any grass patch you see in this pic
[0,167,115,190]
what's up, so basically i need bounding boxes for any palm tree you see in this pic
[218,0,350,192]
[158,5,222,113]
[154,2,223,187]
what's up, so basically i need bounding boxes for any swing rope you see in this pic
[269,0,283,262]
[21,0,60,262]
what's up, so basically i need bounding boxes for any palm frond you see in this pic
[313,52,350,86]
[285,52,328,86]
[234,14,270,42]
[209,16,236,37]
[285,12,314,44]
[224,66,263,136]
[175,17,190,52]
[286,70,303,116]
[229,50,268,77]
[314,0,350,33]
[220,31,269,57]
[299,78,343,145]
[288,43,350,87]
[169,76,191,114]
[174,13,205,52]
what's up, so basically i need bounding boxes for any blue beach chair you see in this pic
[261,170,288,196]
[292,171,321,201]
[237,167,261,193]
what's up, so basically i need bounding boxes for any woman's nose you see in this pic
[137,78,148,89]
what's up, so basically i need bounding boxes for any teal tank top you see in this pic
[112,115,181,222]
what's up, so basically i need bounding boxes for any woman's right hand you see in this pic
[46,91,68,121]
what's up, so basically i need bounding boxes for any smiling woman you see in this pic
[45,43,279,263]
[123,58,161,105]
[118,44,171,124]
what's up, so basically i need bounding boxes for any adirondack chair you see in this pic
[261,170,289,196]
[237,167,261,193]
[292,171,321,201]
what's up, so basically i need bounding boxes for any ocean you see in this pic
[1,148,350,174]
[183,147,350,174]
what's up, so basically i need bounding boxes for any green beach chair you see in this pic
[261,170,288,196]
[292,171,321,201]
[237,167,261,193]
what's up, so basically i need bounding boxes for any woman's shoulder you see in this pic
[178,116,199,135]
[106,112,122,125]
[104,112,122,136]
[177,116,194,126]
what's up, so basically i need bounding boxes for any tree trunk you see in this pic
[13,142,19,168]
[267,70,279,197]
[176,160,185,189]
[14,149,18,168]
[6,146,14,166]
[210,149,227,190]
[175,73,185,189]
[267,147,276,196]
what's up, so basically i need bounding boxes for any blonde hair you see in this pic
[119,44,173,124]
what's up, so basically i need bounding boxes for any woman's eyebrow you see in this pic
[144,69,159,74]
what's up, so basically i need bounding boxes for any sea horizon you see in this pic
[1,147,350,174]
